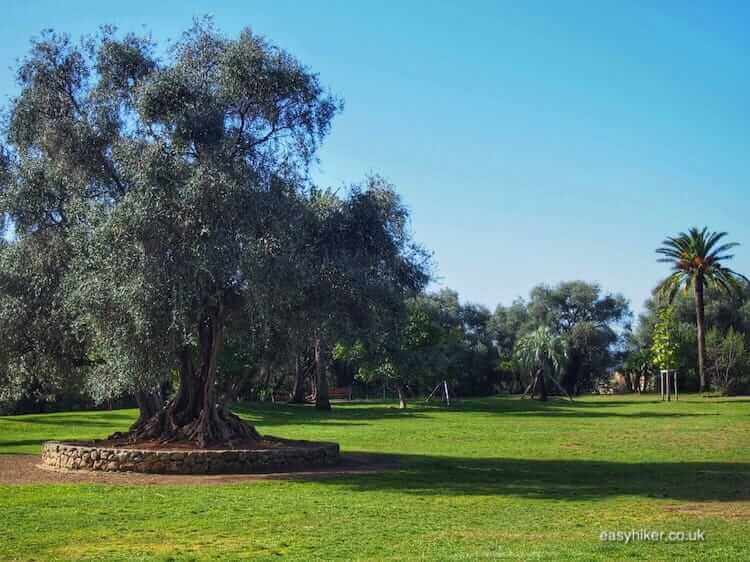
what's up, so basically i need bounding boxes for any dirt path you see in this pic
[0,452,399,486]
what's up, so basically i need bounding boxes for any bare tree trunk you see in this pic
[314,336,331,411]
[639,368,649,393]
[694,275,707,393]
[395,383,407,409]
[626,372,639,393]
[521,378,535,399]
[290,353,307,403]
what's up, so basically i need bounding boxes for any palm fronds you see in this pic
[514,327,565,373]
[655,227,748,303]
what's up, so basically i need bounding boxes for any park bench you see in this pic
[306,386,352,401]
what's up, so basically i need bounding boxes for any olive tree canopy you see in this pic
[0,19,341,445]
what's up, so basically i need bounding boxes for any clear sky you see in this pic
[2,1,748,314]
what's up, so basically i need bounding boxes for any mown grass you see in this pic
[1,394,749,560]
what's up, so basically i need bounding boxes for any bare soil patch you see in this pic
[663,502,750,521]
[0,452,399,486]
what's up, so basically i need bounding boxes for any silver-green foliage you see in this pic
[0,19,339,406]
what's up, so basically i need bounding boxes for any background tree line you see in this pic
[0,273,641,413]
[3,257,749,417]
[0,23,747,429]
[621,283,750,396]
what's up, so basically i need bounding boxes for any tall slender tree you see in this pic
[656,227,748,392]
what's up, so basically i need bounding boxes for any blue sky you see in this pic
[2,1,748,314]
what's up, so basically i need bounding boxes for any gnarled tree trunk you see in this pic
[117,310,260,447]
[133,389,163,430]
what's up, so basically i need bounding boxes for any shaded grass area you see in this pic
[1,394,749,560]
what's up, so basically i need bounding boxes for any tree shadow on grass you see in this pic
[2,416,132,428]
[417,397,722,418]
[235,399,719,426]
[235,402,430,427]
[2,410,136,425]
[0,438,68,453]
[476,410,716,419]
[293,452,750,503]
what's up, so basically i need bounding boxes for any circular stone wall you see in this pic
[41,440,339,474]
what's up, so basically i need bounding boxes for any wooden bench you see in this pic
[306,386,352,401]
[329,386,352,400]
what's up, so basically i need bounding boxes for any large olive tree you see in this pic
[1,20,339,445]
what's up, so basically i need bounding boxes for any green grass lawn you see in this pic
[1,394,749,561]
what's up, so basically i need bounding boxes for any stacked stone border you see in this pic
[41,440,340,474]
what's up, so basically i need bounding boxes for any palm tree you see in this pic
[656,227,748,392]
[514,326,570,401]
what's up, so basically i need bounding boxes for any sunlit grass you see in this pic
[1,394,749,560]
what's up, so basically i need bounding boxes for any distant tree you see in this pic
[634,281,750,392]
[706,327,747,396]
[489,301,530,352]
[488,299,532,391]
[289,180,429,410]
[455,302,498,396]
[514,327,569,401]
[620,346,653,393]
[527,281,630,393]
[667,283,750,335]
[651,306,680,374]
[656,227,748,392]
[341,291,448,409]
